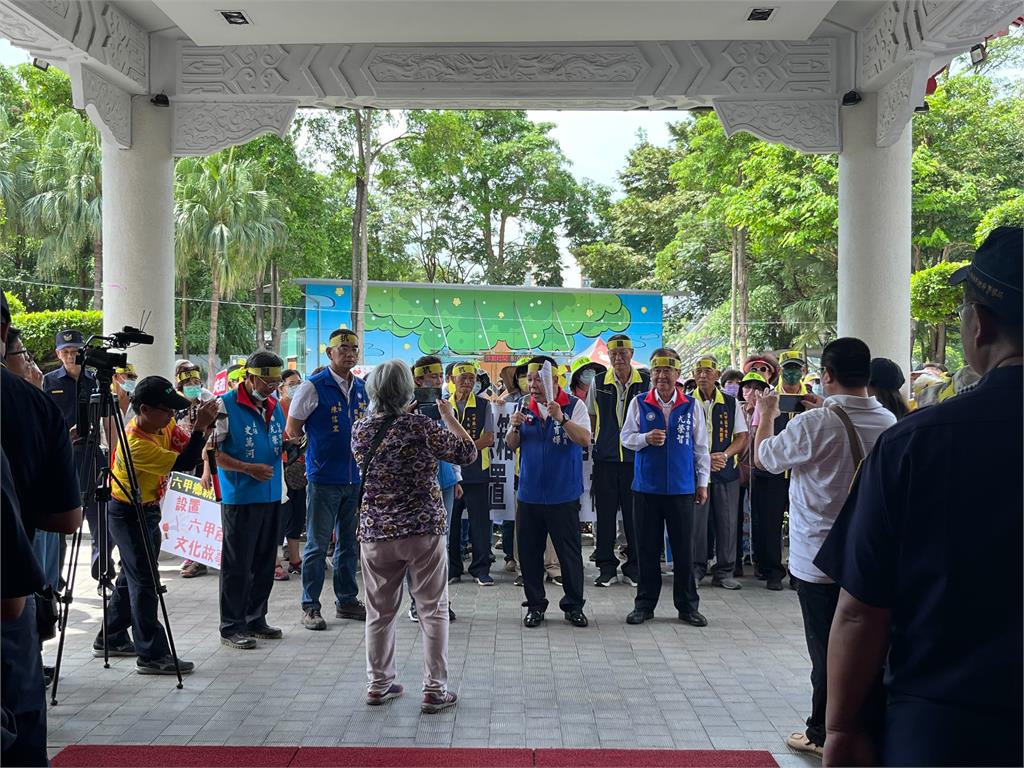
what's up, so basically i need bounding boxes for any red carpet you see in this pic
[54,745,778,767]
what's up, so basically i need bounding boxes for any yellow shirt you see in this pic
[111,418,182,504]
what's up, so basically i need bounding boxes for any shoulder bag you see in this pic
[357,415,399,510]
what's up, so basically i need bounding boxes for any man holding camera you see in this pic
[98,376,218,674]
[286,328,369,630]
[752,338,895,758]
[43,328,112,586]
[211,352,287,650]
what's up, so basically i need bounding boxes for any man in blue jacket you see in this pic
[213,351,287,649]
[286,329,369,629]
[506,356,591,629]
[620,348,710,627]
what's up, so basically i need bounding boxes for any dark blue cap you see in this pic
[949,226,1022,321]
[55,329,85,350]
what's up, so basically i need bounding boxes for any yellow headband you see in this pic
[247,366,283,378]
[651,356,682,370]
[115,364,137,376]
[451,363,476,377]
[414,362,444,377]
[695,357,717,370]
[176,369,200,382]
[329,329,358,346]
[607,339,633,350]
[227,367,246,381]
[527,363,545,373]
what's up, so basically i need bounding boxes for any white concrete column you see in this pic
[838,92,913,378]
[101,96,175,379]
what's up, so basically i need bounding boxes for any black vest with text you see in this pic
[695,388,740,484]
[456,394,491,484]
[593,368,650,463]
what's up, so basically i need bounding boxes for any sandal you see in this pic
[288,559,302,574]
[786,732,823,757]
[274,564,289,581]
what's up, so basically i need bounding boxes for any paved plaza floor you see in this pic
[44,539,818,766]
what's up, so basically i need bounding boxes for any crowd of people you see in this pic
[1,226,1020,766]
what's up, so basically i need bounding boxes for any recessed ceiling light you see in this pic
[219,10,251,25]
[747,8,775,21]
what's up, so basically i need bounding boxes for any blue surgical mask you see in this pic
[723,382,740,397]
[812,383,824,396]
[183,384,202,400]
[250,388,267,403]
[120,378,137,394]
[580,370,596,386]
[472,381,482,396]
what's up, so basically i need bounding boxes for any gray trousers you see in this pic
[692,480,740,580]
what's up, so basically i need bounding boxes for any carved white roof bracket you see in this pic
[858,0,1024,147]
[0,0,149,148]
[171,99,299,156]
[714,97,841,154]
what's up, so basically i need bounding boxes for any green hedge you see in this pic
[4,291,26,315]
[10,309,103,372]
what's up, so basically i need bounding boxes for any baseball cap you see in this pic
[132,376,191,410]
[949,226,1022,321]
[778,350,806,367]
[55,329,85,350]
[869,358,905,390]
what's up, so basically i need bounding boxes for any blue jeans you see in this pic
[301,483,360,611]
[31,531,61,590]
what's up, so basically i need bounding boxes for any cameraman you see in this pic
[97,376,218,675]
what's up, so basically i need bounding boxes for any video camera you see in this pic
[75,326,154,373]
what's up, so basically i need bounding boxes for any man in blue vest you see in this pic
[506,356,591,628]
[690,355,747,590]
[286,328,369,630]
[445,361,496,586]
[620,348,710,627]
[212,351,287,649]
[587,334,649,588]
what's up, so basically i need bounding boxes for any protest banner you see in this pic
[159,471,223,570]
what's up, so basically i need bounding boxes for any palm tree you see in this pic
[175,148,285,384]
[0,115,37,265]
[23,111,102,308]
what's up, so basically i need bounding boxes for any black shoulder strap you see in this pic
[358,416,398,507]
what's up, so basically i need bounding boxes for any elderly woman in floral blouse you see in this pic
[353,359,477,714]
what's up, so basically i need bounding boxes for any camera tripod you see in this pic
[50,363,185,704]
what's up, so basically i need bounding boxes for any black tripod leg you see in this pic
[50,525,83,705]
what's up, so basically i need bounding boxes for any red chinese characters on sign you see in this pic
[160,471,224,570]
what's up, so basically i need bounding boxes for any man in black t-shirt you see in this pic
[816,226,1023,767]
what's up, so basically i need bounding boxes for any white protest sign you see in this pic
[159,472,223,570]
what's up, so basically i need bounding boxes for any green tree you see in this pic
[23,111,102,308]
[175,149,286,382]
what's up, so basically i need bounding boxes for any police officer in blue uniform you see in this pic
[506,356,592,628]
[42,328,112,585]
[213,351,287,650]
[620,348,711,627]
[815,226,1023,767]
[286,328,370,630]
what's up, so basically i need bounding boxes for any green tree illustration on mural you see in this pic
[365,285,633,354]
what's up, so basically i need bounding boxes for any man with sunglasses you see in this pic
[211,351,288,650]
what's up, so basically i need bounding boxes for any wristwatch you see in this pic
[559,415,569,426]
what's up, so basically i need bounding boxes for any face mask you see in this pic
[183,384,202,400]
[812,383,824,396]
[580,370,596,386]
[286,384,300,397]
[249,387,267,403]
[723,382,740,397]
[782,368,803,386]
[472,381,482,396]
[120,379,138,394]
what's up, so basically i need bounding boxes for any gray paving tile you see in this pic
[46,542,811,750]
